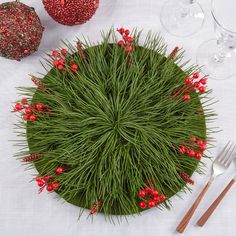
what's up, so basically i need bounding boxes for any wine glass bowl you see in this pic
[197,0,236,80]
[160,0,205,37]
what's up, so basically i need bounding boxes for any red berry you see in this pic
[148,200,155,208]
[200,144,206,151]
[58,58,65,64]
[194,81,200,88]
[43,176,51,183]
[124,29,130,35]
[153,196,160,202]
[184,94,190,101]
[36,176,41,181]
[57,64,64,71]
[188,150,195,157]
[25,108,32,115]
[117,28,124,34]
[52,181,60,190]
[21,98,28,104]
[61,48,67,55]
[56,166,63,174]
[159,194,166,202]
[46,185,53,192]
[29,115,37,121]
[118,40,124,47]
[138,190,146,198]
[15,103,22,110]
[125,45,133,53]
[52,50,59,57]
[23,115,29,121]
[195,152,202,159]
[71,64,78,71]
[127,36,133,43]
[197,140,204,146]
[198,86,206,93]
[152,190,159,196]
[185,77,192,84]
[193,72,200,79]
[200,78,207,85]
[139,201,147,209]
[37,180,44,187]
[36,103,43,111]
[145,186,152,194]
[53,60,59,66]
[179,147,186,155]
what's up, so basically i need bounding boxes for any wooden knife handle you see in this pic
[176,180,212,233]
[197,179,235,227]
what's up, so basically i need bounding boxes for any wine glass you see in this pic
[197,0,236,80]
[160,0,205,37]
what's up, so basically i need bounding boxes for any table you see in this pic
[0,0,236,235]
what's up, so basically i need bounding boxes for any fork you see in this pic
[197,158,236,226]
[176,141,236,233]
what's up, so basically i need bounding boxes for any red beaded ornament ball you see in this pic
[0,1,44,61]
[42,0,100,26]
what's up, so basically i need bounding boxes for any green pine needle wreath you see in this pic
[15,28,216,221]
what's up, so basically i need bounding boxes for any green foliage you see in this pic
[15,29,215,220]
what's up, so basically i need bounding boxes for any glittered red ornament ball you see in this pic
[0,1,44,61]
[42,0,100,26]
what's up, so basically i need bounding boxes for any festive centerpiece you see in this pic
[0,1,44,61]
[14,28,214,219]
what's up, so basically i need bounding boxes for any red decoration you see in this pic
[193,72,200,79]
[198,86,206,93]
[21,153,41,162]
[137,180,166,209]
[117,28,134,55]
[0,1,44,61]
[36,103,44,111]
[148,200,155,208]
[52,181,60,190]
[71,63,78,71]
[138,190,146,198]
[55,166,63,174]
[179,171,194,185]
[139,201,147,209]
[184,94,190,101]
[185,77,192,84]
[29,115,37,121]
[43,0,100,26]
[89,199,103,215]
[188,150,195,157]
[195,152,202,159]
[46,185,53,192]
[15,103,22,111]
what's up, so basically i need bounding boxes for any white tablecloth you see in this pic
[0,0,236,235]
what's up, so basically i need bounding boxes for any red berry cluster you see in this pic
[138,181,166,209]
[117,28,134,54]
[36,176,59,193]
[183,73,207,101]
[51,48,78,72]
[36,166,64,193]
[179,171,194,185]
[13,98,47,122]
[179,136,207,160]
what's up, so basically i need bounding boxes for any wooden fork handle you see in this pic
[176,180,212,233]
[197,179,235,227]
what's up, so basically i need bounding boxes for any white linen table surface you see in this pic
[0,0,236,236]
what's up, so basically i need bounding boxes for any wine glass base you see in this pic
[160,0,205,37]
[197,39,236,80]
